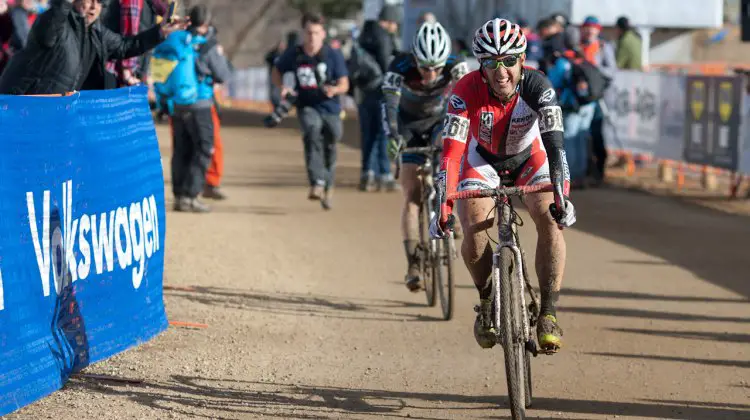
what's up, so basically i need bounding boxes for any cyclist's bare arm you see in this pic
[438,77,473,217]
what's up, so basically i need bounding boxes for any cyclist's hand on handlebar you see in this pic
[387,135,403,161]
[430,213,453,239]
[430,170,453,239]
[549,198,577,229]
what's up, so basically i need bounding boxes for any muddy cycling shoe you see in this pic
[473,299,497,349]
[404,264,422,292]
[537,314,563,354]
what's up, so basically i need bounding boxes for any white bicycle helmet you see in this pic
[472,18,527,59]
[412,21,451,67]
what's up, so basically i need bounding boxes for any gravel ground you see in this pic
[6,117,750,420]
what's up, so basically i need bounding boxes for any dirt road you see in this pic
[7,112,750,419]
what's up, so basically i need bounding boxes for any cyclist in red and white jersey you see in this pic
[429,18,577,353]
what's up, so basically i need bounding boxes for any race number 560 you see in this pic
[442,115,470,143]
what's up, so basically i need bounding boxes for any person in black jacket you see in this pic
[355,4,400,192]
[0,0,186,95]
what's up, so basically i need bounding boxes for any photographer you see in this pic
[270,12,349,210]
[0,0,185,95]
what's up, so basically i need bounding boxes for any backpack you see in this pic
[567,54,611,105]
[150,30,206,113]
[347,41,383,91]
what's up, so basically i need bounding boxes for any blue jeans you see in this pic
[358,92,391,178]
[563,103,596,183]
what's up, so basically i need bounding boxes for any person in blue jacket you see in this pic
[538,17,596,188]
[154,4,232,213]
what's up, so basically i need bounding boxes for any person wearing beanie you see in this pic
[356,4,401,192]
[614,15,642,70]
[580,15,617,185]
[155,4,232,212]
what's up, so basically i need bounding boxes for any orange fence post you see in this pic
[626,153,636,177]
[676,163,685,190]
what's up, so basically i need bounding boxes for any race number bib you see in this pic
[383,72,404,91]
[149,57,179,84]
[442,114,470,143]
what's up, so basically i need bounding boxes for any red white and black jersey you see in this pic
[439,68,568,204]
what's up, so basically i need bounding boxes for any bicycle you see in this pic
[395,141,457,320]
[446,182,555,419]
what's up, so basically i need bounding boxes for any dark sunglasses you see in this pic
[482,55,521,70]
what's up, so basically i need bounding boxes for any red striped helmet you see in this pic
[472,18,527,59]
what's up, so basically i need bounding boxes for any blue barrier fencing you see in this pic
[0,85,168,416]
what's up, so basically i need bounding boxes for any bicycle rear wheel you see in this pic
[498,246,528,419]
[419,202,436,307]
[434,235,455,320]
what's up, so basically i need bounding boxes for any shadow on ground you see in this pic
[571,188,750,300]
[67,374,750,420]
[163,286,439,323]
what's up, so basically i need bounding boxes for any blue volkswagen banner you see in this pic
[0,86,168,416]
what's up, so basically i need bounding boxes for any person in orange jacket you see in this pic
[204,88,225,200]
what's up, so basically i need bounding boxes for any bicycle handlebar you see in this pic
[446,183,555,201]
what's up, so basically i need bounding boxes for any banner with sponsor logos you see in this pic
[0,86,168,416]
[683,75,743,171]
[602,69,662,155]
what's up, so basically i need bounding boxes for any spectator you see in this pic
[155,4,231,213]
[265,32,296,108]
[8,0,37,52]
[615,16,642,70]
[538,17,596,189]
[451,38,468,57]
[518,18,542,63]
[102,0,169,88]
[537,17,567,55]
[0,0,12,75]
[271,12,350,210]
[549,12,581,53]
[202,23,231,202]
[356,4,400,192]
[580,15,617,185]
[0,0,184,95]
[417,11,435,25]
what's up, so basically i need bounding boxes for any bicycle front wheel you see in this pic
[498,246,528,419]
[434,235,455,320]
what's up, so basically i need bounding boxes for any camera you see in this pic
[263,92,297,128]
